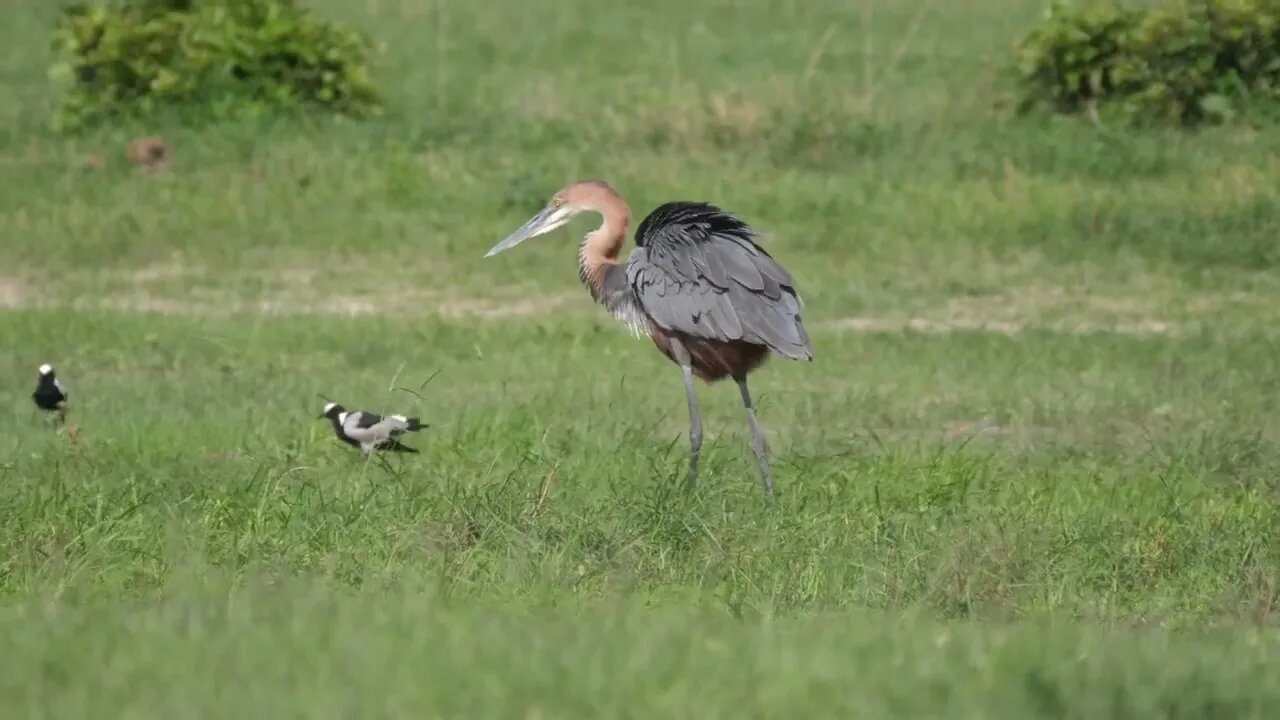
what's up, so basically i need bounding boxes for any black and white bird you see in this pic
[32,363,69,420]
[319,401,427,454]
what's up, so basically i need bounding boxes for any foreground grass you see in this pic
[3,577,1278,719]
[2,0,1280,715]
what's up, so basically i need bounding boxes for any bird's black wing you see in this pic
[353,411,383,429]
[626,201,812,359]
[376,439,420,453]
[32,378,68,411]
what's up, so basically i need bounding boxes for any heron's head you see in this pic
[319,401,344,420]
[485,180,621,258]
[38,363,54,377]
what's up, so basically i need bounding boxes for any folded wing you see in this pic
[625,201,812,360]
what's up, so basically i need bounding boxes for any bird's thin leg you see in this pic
[735,376,774,499]
[374,453,394,473]
[670,338,702,490]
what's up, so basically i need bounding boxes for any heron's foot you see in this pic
[749,433,775,499]
[756,462,775,500]
[685,453,700,491]
[735,378,775,501]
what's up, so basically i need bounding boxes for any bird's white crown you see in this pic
[323,402,338,413]
[38,363,54,375]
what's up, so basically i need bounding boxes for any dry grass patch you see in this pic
[0,275,26,308]
[823,277,1189,337]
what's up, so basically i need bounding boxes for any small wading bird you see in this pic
[320,402,427,455]
[485,180,812,497]
[32,363,69,422]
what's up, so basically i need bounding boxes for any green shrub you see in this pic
[49,0,382,131]
[1015,0,1280,125]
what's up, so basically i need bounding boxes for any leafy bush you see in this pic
[49,0,382,131]
[1015,0,1280,125]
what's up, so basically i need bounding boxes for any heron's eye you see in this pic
[552,198,564,207]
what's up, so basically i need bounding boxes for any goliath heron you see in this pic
[485,180,812,497]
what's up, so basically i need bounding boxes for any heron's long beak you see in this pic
[485,203,574,258]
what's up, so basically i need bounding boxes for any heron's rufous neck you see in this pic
[578,193,631,302]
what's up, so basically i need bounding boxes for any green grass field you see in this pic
[3,0,1280,716]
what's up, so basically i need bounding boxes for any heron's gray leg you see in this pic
[735,376,774,498]
[669,338,702,490]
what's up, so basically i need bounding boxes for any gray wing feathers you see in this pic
[626,228,812,360]
[342,412,414,445]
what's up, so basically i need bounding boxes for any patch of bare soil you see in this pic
[828,314,1180,337]
[436,292,578,319]
[17,258,577,321]
[0,276,25,308]
[826,283,1184,337]
[67,288,580,321]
